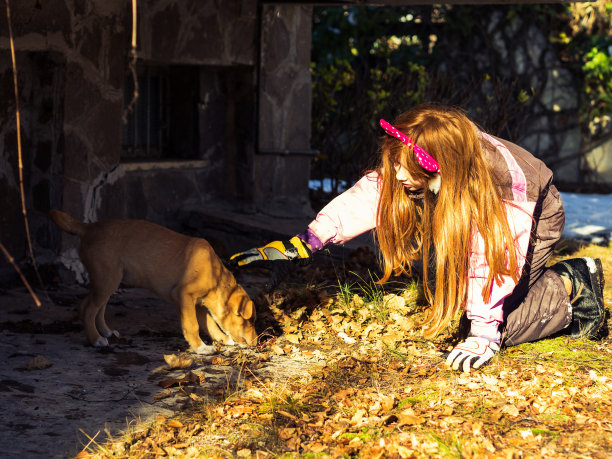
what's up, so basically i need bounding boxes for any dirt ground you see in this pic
[4,237,609,458]
[0,268,318,459]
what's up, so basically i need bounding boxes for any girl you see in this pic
[232,104,607,372]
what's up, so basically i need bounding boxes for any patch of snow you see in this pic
[560,192,612,242]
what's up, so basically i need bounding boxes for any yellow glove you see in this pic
[230,236,312,267]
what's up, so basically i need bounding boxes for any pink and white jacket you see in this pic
[303,133,551,340]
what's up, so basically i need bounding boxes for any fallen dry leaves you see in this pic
[24,354,52,370]
[81,245,612,458]
[164,353,194,369]
[158,370,205,389]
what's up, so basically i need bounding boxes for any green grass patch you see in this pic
[530,427,559,438]
[397,394,429,409]
[256,393,306,418]
[333,271,394,321]
[339,426,382,442]
[506,335,612,374]
[335,279,356,311]
[537,409,572,424]
[384,348,409,362]
[430,432,463,458]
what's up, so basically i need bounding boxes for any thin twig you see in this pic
[122,0,139,123]
[5,0,46,301]
[78,429,101,453]
[0,242,41,306]
[78,429,112,456]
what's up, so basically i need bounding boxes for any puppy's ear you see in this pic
[230,290,255,320]
[240,299,255,321]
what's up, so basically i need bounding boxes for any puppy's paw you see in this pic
[192,343,217,355]
[102,330,120,338]
[93,336,109,347]
[223,336,236,346]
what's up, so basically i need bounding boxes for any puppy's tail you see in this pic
[49,210,88,237]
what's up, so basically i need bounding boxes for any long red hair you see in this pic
[376,104,519,338]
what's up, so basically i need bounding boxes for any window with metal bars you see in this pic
[121,64,198,160]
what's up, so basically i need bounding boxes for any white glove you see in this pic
[446,336,500,372]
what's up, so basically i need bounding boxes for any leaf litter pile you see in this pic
[81,244,611,458]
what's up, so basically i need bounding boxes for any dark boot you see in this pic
[549,257,608,340]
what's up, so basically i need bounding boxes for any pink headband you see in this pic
[380,119,440,173]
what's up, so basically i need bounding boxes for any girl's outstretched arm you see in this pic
[308,172,381,247]
[230,172,381,290]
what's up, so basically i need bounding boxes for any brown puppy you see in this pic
[49,210,257,354]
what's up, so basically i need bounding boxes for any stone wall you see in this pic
[585,135,612,185]
[255,4,314,217]
[0,0,267,270]
[0,0,130,267]
[0,51,67,261]
[137,1,256,66]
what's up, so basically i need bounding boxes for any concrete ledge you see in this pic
[121,159,212,172]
